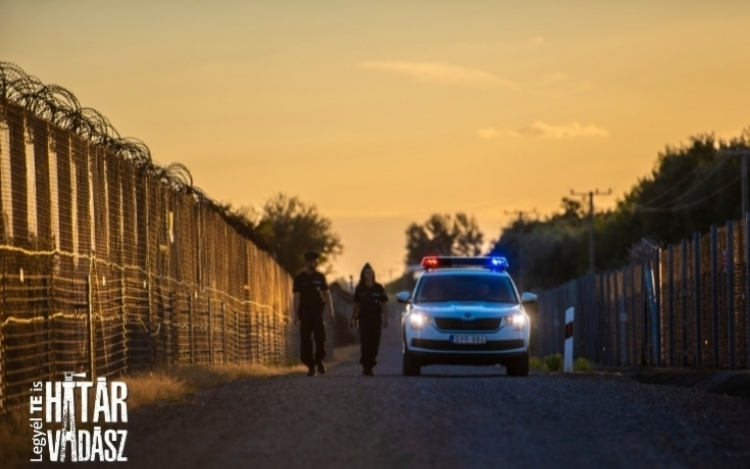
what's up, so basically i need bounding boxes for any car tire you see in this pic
[402,349,421,376]
[506,351,529,377]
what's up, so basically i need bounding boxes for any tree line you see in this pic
[396,129,750,292]
[215,128,748,290]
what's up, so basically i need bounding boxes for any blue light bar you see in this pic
[490,257,509,270]
[421,256,509,271]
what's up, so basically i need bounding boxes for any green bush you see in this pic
[574,357,592,372]
[529,356,545,370]
[544,354,563,371]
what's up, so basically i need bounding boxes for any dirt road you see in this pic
[116,320,750,469]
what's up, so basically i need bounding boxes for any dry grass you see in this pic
[0,362,306,467]
[123,362,307,410]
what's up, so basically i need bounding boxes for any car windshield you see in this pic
[414,274,518,304]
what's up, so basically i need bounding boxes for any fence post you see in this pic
[235,305,241,364]
[668,244,675,367]
[87,274,96,381]
[221,302,227,364]
[710,225,719,368]
[654,250,663,367]
[746,213,750,369]
[727,220,735,369]
[694,232,702,368]
[681,239,688,367]
[167,290,174,366]
[646,261,659,366]
[209,298,214,365]
[121,269,128,374]
[0,272,6,413]
[189,293,194,364]
[46,264,55,381]
[618,270,627,365]
[629,264,637,366]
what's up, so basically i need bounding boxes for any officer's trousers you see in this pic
[358,314,382,369]
[299,309,326,368]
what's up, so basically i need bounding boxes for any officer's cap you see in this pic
[303,251,320,260]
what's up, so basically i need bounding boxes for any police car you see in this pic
[397,256,536,376]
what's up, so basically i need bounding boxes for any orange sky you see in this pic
[2,1,750,282]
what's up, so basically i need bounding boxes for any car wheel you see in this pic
[506,351,529,377]
[402,349,421,376]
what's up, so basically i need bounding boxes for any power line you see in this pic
[504,209,538,221]
[632,172,743,212]
[570,188,612,275]
[636,157,729,207]
[635,158,731,210]
[716,146,750,216]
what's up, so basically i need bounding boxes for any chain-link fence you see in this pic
[0,88,296,413]
[536,218,750,370]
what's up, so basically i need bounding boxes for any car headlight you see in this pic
[505,314,526,330]
[409,312,433,330]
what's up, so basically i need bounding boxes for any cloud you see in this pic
[479,122,609,139]
[359,61,519,90]
[476,128,500,139]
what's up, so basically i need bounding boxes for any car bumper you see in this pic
[409,349,527,366]
[403,322,529,365]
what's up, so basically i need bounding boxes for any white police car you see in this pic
[397,256,535,377]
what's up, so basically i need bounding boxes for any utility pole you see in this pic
[504,209,538,291]
[570,189,612,275]
[716,145,750,216]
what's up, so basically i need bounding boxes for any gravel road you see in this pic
[117,321,750,469]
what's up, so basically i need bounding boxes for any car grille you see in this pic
[434,317,502,331]
[411,339,524,352]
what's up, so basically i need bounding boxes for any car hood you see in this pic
[410,302,523,317]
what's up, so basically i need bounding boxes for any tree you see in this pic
[489,128,750,291]
[247,194,343,274]
[489,199,586,290]
[405,213,484,266]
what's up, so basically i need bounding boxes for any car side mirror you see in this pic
[521,292,537,304]
[396,291,411,304]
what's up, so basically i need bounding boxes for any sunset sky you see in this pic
[2,1,750,282]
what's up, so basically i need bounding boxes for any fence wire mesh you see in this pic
[0,99,295,414]
[537,218,750,370]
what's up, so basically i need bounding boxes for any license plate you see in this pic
[450,335,487,344]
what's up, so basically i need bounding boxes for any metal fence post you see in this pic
[121,269,128,374]
[46,264,55,381]
[87,274,96,380]
[221,302,227,364]
[189,293,194,364]
[0,271,6,413]
[710,225,719,368]
[681,239,688,367]
[727,220,736,368]
[746,213,750,369]
[208,298,213,365]
[694,232,702,367]
[630,264,638,366]
[667,244,675,366]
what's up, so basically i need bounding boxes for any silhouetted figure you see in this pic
[350,263,388,376]
[293,252,334,376]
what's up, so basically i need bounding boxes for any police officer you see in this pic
[349,263,388,376]
[293,251,334,376]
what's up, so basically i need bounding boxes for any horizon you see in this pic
[2,1,749,281]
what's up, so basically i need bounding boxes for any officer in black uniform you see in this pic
[293,251,334,376]
[349,263,388,376]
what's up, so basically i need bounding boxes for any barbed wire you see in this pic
[0,62,210,196]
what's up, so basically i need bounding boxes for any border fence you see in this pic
[535,218,750,370]
[0,63,296,413]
